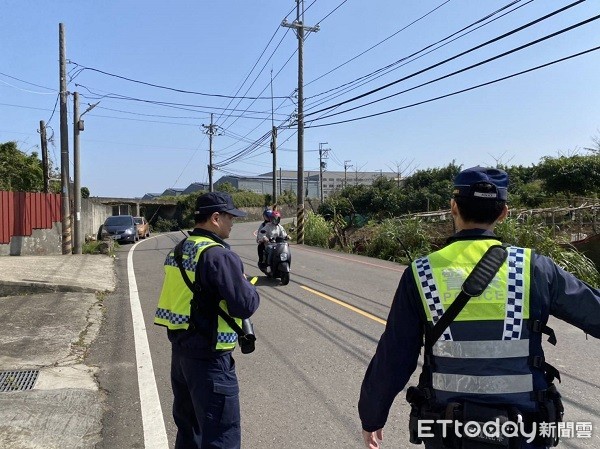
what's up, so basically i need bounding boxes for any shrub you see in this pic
[83,240,116,256]
[153,217,178,232]
[366,218,432,264]
[304,211,331,248]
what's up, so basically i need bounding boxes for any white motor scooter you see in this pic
[258,236,291,285]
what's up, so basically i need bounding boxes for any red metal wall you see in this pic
[0,191,61,244]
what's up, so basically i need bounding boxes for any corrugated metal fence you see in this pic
[0,191,62,244]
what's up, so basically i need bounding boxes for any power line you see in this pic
[306,0,454,88]
[308,13,600,122]
[305,0,586,118]
[305,45,600,128]
[313,0,352,27]
[0,71,55,91]
[215,29,292,129]
[304,0,530,110]
[76,86,289,119]
[68,61,289,100]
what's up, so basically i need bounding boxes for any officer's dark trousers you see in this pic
[171,351,241,449]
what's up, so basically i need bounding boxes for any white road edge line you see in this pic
[128,241,169,449]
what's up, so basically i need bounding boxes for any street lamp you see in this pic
[73,91,99,254]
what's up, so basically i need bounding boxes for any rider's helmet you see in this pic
[262,208,273,222]
[270,210,281,225]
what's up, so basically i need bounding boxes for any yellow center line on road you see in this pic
[300,285,387,325]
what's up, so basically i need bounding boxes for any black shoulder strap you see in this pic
[425,244,509,347]
[173,238,247,337]
[173,238,196,293]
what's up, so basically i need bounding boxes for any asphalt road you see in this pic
[89,219,600,449]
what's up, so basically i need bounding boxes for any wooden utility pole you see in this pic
[344,160,352,188]
[279,167,282,197]
[203,113,217,192]
[271,127,277,203]
[59,23,71,255]
[39,120,49,193]
[73,92,81,254]
[318,142,329,202]
[282,0,319,244]
[270,70,277,204]
[72,93,98,254]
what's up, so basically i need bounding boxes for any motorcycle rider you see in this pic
[257,209,287,272]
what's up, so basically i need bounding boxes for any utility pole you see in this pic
[270,70,277,204]
[306,171,310,197]
[39,120,49,193]
[59,23,71,255]
[203,113,217,192]
[271,127,277,204]
[282,0,319,244]
[318,142,329,203]
[344,160,352,188]
[279,167,282,196]
[73,92,98,254]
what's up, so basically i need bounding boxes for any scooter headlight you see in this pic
[279,253,288,261]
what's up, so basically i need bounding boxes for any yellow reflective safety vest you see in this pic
[411,239,539,410]
[154,235,241,351]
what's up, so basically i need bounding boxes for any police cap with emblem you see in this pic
[195,192,247,217]
[453,166,508,201]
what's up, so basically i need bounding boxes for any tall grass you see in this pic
[497,216,600,287]
[365,218,432,264]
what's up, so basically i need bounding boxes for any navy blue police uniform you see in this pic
[170,228,258,449]
[359,168,600,449]
[155,192,259,449]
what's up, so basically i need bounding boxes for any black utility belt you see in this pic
[409,398,563,448]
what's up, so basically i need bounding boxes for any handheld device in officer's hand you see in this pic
[239,319,256,354]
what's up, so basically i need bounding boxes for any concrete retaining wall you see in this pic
[0,199,113,256]
[0,222,62,256]
[80,199,113,242]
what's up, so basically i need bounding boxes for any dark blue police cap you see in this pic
[194,192,247,217]
[453,166,508,201]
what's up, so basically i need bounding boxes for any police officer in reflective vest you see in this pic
[155,192,260,449]
[359,167,600,449]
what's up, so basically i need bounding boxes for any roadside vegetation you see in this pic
[83,240,118,257]
[2,139,599,285]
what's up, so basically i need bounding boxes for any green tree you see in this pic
[536,154,600,197]
[216,182,236,193]
[0,141,44,191]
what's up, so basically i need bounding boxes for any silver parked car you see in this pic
[100,215,138,243]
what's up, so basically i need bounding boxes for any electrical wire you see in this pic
[313,0,351,27]
[305,45,600,128]
[216,130,273,167]
[76,86,287,120]
[215,29,292,129]
[304,0,530,109]
[68,61,289,100]
[0,72,55,91]
[306,0,454,89]
[305,0,587,118]
[308,13,599,122]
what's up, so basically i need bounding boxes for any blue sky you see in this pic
[2,0,599,198]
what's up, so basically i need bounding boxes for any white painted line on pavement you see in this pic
[128,242,169,449]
